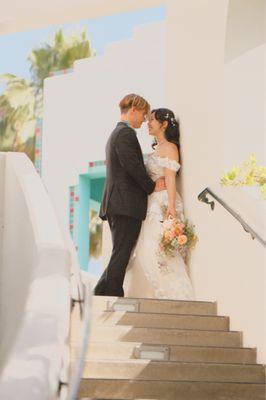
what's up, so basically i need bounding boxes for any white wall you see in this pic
[42,20,166,229]
[166,0,266,362]
[225,0,265,62]
[0,152,71,399]
[223,44,266,237]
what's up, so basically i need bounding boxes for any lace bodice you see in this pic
[145,152,184,221]
[146,152,181,180]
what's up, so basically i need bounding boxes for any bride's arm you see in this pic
[160,144,179,219]
[165,168,177,219]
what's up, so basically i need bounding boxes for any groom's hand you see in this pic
[154,177,166,192]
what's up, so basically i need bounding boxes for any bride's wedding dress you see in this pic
[124,152,195,300]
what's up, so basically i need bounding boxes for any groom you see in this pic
[94,93,165,297]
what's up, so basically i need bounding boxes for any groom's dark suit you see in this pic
[94,121,155,297]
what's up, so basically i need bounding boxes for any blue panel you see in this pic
[91,177,105,203]
[77,175,91,271]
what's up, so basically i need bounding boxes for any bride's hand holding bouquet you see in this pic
[159,206,198,260]
[165,204,177,220]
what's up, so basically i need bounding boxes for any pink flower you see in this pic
[178,235,187,245]
[169,231,176,240]
[177,223,185,232]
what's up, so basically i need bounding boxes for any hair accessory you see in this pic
[164,113,176,127]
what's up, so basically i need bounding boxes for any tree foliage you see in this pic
[0,29,93,160]
[28,29,92,90]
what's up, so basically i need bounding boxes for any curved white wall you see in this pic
[0,152,71,399]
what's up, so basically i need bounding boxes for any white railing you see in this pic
[0,152,89,399]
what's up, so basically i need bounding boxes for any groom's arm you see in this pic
[115,129,155,194]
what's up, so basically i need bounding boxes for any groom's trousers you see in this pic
[94,214,142,297]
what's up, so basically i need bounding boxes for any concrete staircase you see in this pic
[71,296,266,399]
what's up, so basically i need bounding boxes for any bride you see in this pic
[124,108,195,300]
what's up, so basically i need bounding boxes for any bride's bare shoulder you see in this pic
[159,142,179,162]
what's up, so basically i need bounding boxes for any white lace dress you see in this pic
[124,152,195,300]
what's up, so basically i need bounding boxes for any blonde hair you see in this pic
[119,93,150,114]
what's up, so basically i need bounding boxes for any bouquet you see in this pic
[158,214,198,260]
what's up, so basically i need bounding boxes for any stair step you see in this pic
[72,325,242,348]
[92,296,217,316]
[81,359,265,383]
[72,342,257,364]
[88,310,230,331]
[78,379,266,400]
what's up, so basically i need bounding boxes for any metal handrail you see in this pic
[198,187,266,247]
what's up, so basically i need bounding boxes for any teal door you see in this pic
[72,163,106,271]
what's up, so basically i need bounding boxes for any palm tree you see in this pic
[0,29,93,161]
[28,29,92,91]
[29,29,92,120]
[0,74,36,158]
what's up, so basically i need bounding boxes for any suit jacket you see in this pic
[99,122,156,221]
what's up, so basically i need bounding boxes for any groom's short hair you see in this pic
[119,93,150,114]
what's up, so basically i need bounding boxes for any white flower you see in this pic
[162,218,173,230]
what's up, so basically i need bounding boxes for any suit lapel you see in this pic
[117,122,145,165]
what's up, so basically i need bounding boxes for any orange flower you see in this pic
[175,227,182,235]
[178,235,187,245]
[164,231,172,241]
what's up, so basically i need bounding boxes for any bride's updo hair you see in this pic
[151,108,180,151]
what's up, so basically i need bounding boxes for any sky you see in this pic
[0,6,165,92]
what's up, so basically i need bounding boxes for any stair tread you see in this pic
[72,311,231,333]
[91,310,228,317]
[81,326,242,348]
[80,358,259,366]
[80,359,265,384]
[92,296,218,316]
[82,358,265,367]
[93,295,216,304]
[82,377,266,383]
[71,340,257,363]
[72,341,255,350]
[89,324,239,333]
[79,379,266,400]
[73,330,242,348]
